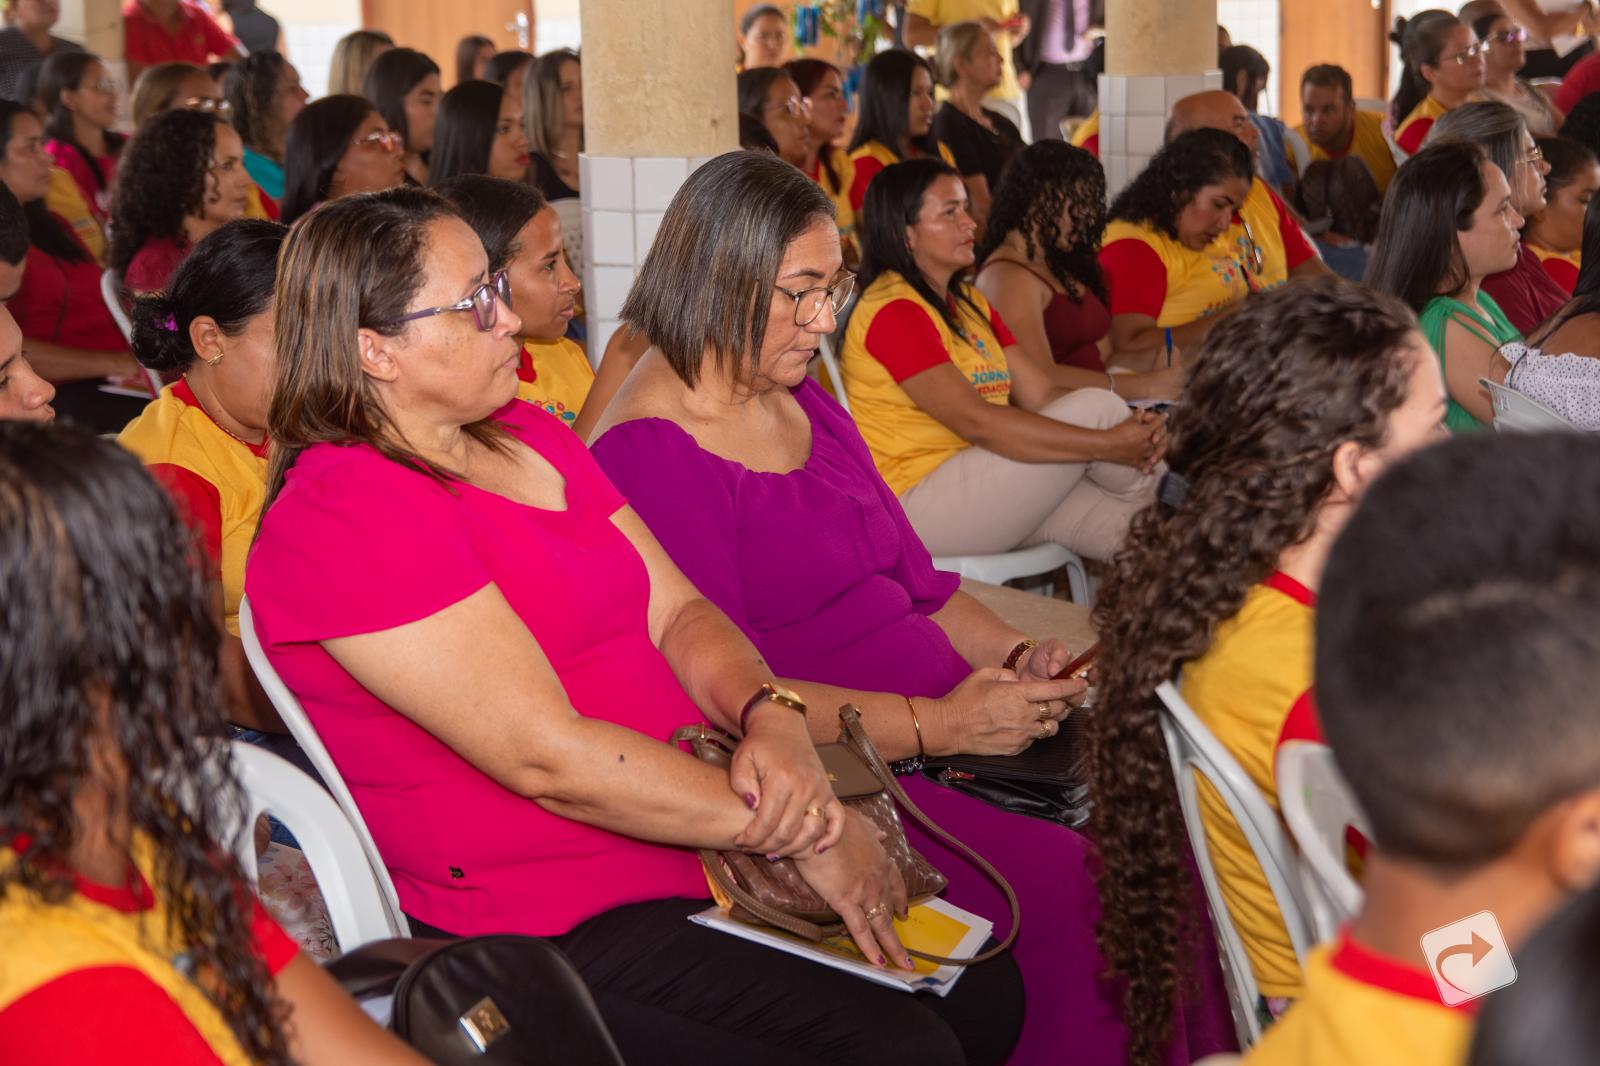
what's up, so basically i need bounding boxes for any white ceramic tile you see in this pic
[1104,155,1128,197]
[690,155,719,175]
[1099,74,1125,115]
[1127,153,1152,179]
[1164,74,1210,112]
[584,155,633,212]
[633,156,689,211]
[1128,115,1165,156]
[1201,69,1223,92]
[1126,75,1166,116]
[633,211,665,263]
[589,265,637,320]
[588,318,619,371]
[584,209,634,267]
[1101,114,1125,156]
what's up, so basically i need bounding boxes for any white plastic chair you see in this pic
[228,740,399,953]
[1481,376,1580,433]
[1155,680,1316,1049]
[1276,741,1368,942]
[815,333,851,414]
[1282,126,1313,178]
[238,597,408,940]
[99,269,164,398]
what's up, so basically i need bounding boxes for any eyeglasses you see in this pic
[1449,42,1488,64]
[184,96,232,117]
[1520,143,1545,166]
[775,272,856,327]
[88,78,117,94]
[388,271,512,332]
[352,129,404,152]
[1488,27,1529,45]
[766,95,802,118]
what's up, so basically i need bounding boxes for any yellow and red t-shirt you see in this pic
[45,165,105,266]
[1070,110,1100,157]
[1288,109,1398,196]
[1100,179,1313,330]
[1528,242,1581,295]
[516,336,595,429]
[117,379,269,636]
[806,146,858,259]
[1180,571,1325,999]
[1394,95,1452,157]
[848,139,960,213]
[841,271,1014,496]
[1245,932,1474,1066]
[0,833,298,1065]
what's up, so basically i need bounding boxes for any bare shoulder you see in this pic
[975,256,1050,305]
[587,350,688,440]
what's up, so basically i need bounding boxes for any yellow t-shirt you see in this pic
[906,0,1022,101]
[1289,110,1398,195]
[1179,572,1322,999]
[516,336,595,429]
[841,271,1012,496]
[118,379,269,637]
[45,165,105,265]
[1069,110,1100,154]
[848,139,960,214]
[1245,933,1473,1066]
[1394,94,1452,156]
[0,832,298,1065]
[808,145,858,257]
[1528,241,1581,293]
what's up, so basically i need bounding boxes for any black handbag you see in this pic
[920,711,1093,828]
[324,935,625,1065]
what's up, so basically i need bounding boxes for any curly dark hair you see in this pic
[1086,278,1418,1066]
[1107,127,1253,240]
[975,140,1107,303]
[107,108,221,278]
[224,51,291,162]
[0,421,290,1065]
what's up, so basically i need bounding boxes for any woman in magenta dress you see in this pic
[589,150,1234,1066]
[974,141,1184,405]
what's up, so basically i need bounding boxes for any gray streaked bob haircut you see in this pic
[1425,100,1529,187]
[621,150,836,388]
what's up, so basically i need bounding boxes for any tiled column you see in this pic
[1101,0,1222,198]
[579,0,739,363]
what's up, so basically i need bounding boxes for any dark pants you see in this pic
[410,898,1024,1066]
[1028,62,1098,141]
[52,379,149,435]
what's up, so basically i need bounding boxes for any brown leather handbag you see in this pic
[672,704,1019,966]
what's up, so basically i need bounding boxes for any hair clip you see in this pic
[1157,470,1190,508]
[162,315,178,332]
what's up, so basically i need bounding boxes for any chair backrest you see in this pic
[1276,741,1368,941]
[99,269,164,398]
[238,596,408,938]
[816,333,850,412]
[1155,680,1316,1049]
[228,740,399,953]
[1481,376,1580,433]
[1282,125,1313,177]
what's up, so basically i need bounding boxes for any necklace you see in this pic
[182,375,265,452]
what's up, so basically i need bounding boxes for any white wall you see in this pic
[269,0,361,101]
[1218,0,1282,115]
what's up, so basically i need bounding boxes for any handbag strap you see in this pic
[838,704,1020,966]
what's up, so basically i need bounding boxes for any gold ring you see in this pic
[1037,703,1051,722]
[864,902,888,920]
[805,806,825,818]
[1038,721,1052,740]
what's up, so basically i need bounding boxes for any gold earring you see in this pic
[205,346,225,367]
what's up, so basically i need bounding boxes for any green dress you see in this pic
[1418,291,1522,433]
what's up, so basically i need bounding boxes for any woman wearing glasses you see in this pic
[840,157,1162,563]
[738,67,811,168]
[1475,11,1565,135]
[1098,128,1259,367]
[280,95,404,225]
[1428,100,1561,334]
[109,108,254,296]
[589,150,1233,1066]
[247,184,1025,1066]
[1392,12,1487,157]
[37,51,123,228]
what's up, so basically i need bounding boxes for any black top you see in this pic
[0,29,84,103]
[531,153,579,201]
[932,103,1024,192]
[222,2,281,57]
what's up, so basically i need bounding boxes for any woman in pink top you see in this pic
[245,186,1023,1065]
[38,51,124,224]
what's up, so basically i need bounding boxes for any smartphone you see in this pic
[1053,643,1101,680]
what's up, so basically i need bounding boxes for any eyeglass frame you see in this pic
[1447,41,1488,64]
[1233,215,1264,289]
[352,129,404,152]
[386,270,512,332]
[1488,27,1529,45]
[1520,143,1545,167]
[774,271,856,327]
[183,95,233,116]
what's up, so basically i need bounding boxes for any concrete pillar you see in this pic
[578,0,740,362]
[1099,0,1223,196]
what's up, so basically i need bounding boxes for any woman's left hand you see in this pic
[730,713,846,858]
[1017,638,1072,682]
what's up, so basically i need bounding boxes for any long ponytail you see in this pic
[1391,10,1461,125]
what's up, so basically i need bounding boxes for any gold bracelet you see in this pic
[905,696,926,758]
[1003,638,1037,672]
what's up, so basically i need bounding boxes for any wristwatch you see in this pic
[739,682,808,734]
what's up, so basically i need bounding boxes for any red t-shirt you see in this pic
[121,0,239,66]
[1557,52,1600,115]
[124,235,191,296]
[861,296,1017,382]
[10,233,127,357]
